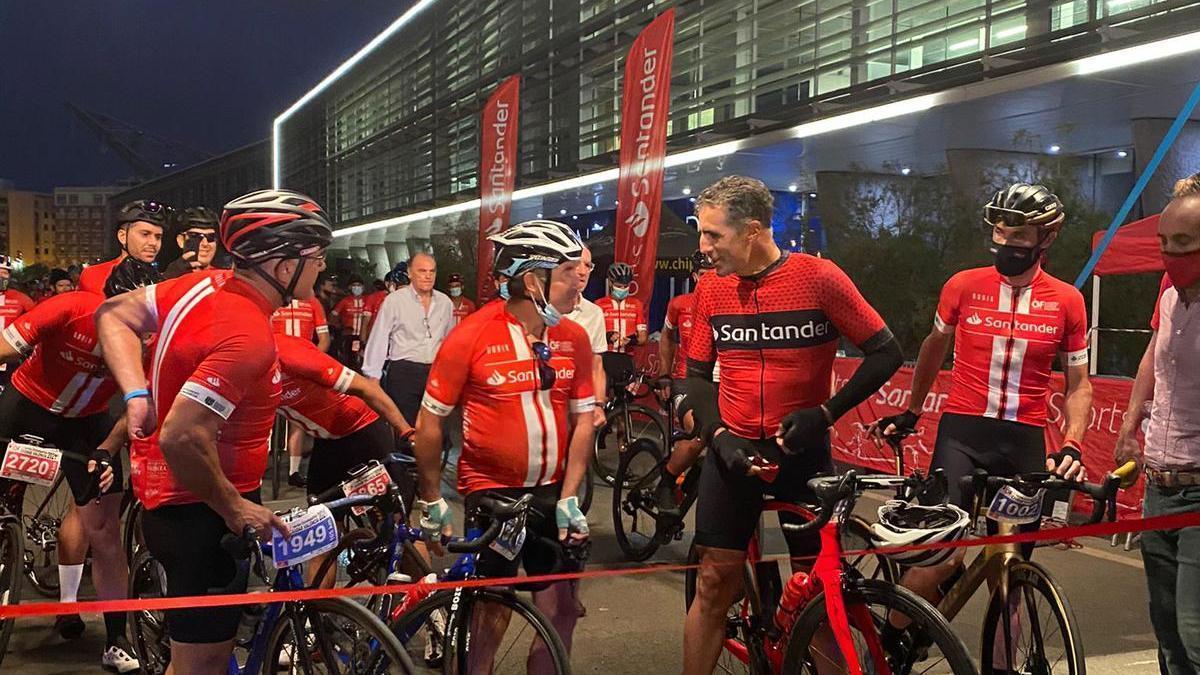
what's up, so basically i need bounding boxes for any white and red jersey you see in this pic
[332,296,370,337]
[3,292,114,417]
[451,297,477,327]
[276,335,376,439]
[0,289,37,331]
[271,297,328,341]
[131,271,281,509]
[77,257,121,295]
[595,296,647,354]
[663,292,696,379]
[421,302,595,494]
[934,266,1089,427]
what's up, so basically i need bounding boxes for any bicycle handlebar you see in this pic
[958,461,1138,525]
[442,493,533,554]
[780,471,919,535]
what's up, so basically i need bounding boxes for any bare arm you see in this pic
[95,288,159,438]
[316,331,331,353]
[559,411,595,500]
[635,328,649,347]
[413,409,446,502]
[98,413,128,453]
[345,372,414,436]
[905,329,954,415]
[658,331,677,378]
[1116,333,1157,466]
[1060,363,1093,445]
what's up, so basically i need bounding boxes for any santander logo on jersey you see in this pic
[710,310,838,350]
[487,365,575,387]
[966,313,984,326]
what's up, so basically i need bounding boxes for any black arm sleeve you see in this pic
[824,330,904,421]
[680,357,722,443]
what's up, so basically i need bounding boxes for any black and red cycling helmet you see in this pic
[220,189,333,264]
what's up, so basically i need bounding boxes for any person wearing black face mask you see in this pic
[867,182,1093,624]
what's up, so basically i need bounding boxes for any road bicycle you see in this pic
[592,365,667,487]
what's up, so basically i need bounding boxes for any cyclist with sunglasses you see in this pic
[79,199,168,294]
[869,183,1092,606]
[95,189,332,674]
[413,219,595,672]
[163,206,219,278]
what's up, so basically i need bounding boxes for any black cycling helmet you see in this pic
[690,249,714,273]
[117,199,172,229]
[489,220,583,279]
[984,183,1065,235]
[607,261,634,284]
[447,273,464,284]
[220,189,333,264]
[103,257,163,298]
[384,263,409,287]
[177,206,218,234]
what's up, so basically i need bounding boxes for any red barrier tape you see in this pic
[2,511,1196,620]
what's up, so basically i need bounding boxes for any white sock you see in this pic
[290,456,302,474]
[59,564,84,604]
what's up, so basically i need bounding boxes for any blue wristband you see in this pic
[123,389,150,402]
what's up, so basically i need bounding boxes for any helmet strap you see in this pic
[249,258,308,306]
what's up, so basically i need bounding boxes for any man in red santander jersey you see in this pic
[78,199,168,294]
[595,261,648,389]
[96,189,332,673]
[0,257,160,672]
[271,284,330,488]
[274,334,415,587]
[0,255,36,330]
[869,184,1092,625]
[332,274,371,367]
[446,272,476,327]
[413,220,594,672]
[679,176,903,675]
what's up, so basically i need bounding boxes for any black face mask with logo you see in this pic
[991,243,1043,277]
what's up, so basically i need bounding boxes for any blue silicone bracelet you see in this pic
[123,389,150,402]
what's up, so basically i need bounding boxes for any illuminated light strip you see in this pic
[309,25,1200,240]
[272,0,440,187]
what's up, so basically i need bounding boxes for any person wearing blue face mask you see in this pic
[333,275,371,368]
[446,273,476,327]
[596,262,648,396]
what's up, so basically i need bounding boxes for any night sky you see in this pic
[0,1,409,192]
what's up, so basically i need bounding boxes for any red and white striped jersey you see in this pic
[332,296,370,337]
[421,301,595,495]
[934,266,1089,427]
[276,335,376,439]
[450,297,477,327]
[271,298,328,341]
[595,296,647,354]
[0,289,37,331]
[3,292,114,417]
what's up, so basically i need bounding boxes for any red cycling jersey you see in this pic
[0,289,37,331]
[276,335,376,439]
[451,297,477,327]
[333,296,370,337]
[271,297,328,340]
[77,257,121,295]
[663,292,696,379]
[131,271,281,509]
[688,252,889,440]
[3,292,114,417]
[595,296,647,353]
[934,266,1089,427]
[421,302,595,495]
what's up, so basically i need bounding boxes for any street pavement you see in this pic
[6,477,1163,674]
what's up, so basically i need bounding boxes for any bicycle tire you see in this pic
[612,440,668,561]
[0,519,24,665]
[21,475,70,597]
[579,464,594,515]
[782,578,976,675]
[263,596,416,674]
[127,549,171,675]
[979,560,1082,675]
[593,404,667,487]
[122,499,145,565]
[388,586,570,674]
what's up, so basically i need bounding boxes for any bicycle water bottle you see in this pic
[774,572,811,634]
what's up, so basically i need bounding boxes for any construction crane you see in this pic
[64,102,213,182]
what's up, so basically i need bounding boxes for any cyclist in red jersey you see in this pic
[272,289,330,487]
[869,183,1092,616]
[0,255,36,330]
[78,200,168,295]
[332,275,371,367]
[446,272,477,327]
[95,189,331,672]
[413,220,594,672]
[0,257,159,671]
[678,177,903,675]
[594,262,647,389]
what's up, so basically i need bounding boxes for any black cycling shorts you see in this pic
[140,490,260,644]
[694,435,833,559]
[0,386,120,506]
[464,483,580,585]
[306,418,396,499]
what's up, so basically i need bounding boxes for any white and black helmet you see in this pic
[984,183,1065,234]
[870,500,970,568]
[489,219,583,278]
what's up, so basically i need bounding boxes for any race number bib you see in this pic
[987,485,1045,525]
[340,461,391,516]
[0,441,62,487]
[271,505,339,569]
[488,510,528,562]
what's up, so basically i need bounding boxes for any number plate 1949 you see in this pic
[271,505,339,569]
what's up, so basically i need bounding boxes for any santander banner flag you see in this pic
[477,74,521,302]
[614,9,676,304]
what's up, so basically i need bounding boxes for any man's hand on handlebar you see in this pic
[221,498,289,542]
[87,449,115,497]
[556,496,589,545]
[1046,442,1087,482]
[867,410,920,446]
[416,497,454,555]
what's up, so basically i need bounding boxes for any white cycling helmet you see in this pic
[489,219,583,278]
[869,500,971,568]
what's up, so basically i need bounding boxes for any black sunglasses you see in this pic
[531,341,556,391]
[983,205,1031,229]
[184,232,218,243]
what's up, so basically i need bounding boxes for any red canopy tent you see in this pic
[1086,213,1165,374]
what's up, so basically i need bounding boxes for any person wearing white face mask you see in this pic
[333,275,371,369]
[446,273,476,327]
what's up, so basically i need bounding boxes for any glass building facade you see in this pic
[276,0,1200,229]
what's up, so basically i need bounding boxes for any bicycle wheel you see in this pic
[593,404,666,486]
[128,549,171,675]
[0,519,24,664]
[264,596,415,674]
[841,516,899,584]
[979,560,1082,675]
[683,544,757,675]
[21,475,70,597]
[578,465,594,515]
[389,586,570,674]
[781,578,976,675]
[122,498,145,564]
[612,440,667,561]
